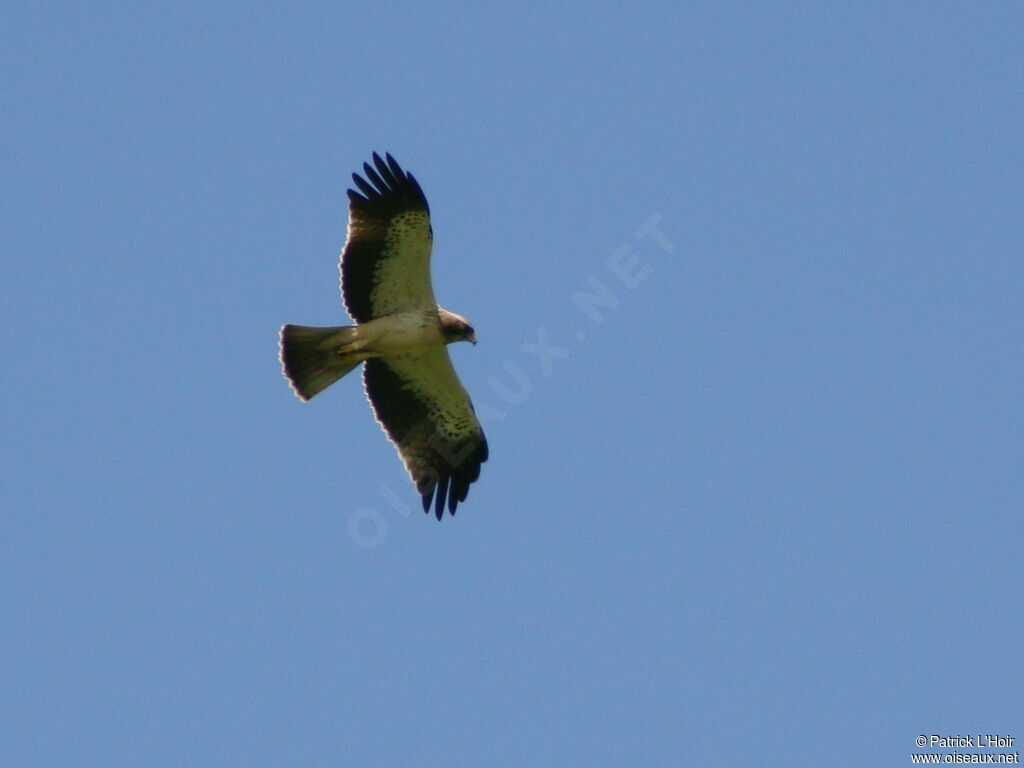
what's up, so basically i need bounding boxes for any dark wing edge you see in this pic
[346,152,430,215]
[363,356,488,520]
[340,153,431,323]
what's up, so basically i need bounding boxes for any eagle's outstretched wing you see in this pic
[340,153,435,323]
[363,349,489,519]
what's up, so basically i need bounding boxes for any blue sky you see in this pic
[3,2,1022,766]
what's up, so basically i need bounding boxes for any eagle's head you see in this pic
[439,309,477,345]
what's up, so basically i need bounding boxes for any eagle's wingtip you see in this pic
[420,484,459,520]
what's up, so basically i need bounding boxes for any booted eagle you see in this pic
[279,153,488,519]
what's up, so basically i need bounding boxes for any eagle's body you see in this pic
[279,153,488,519]
[338,308,464,354]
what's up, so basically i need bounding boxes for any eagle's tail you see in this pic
[279,324,362,401]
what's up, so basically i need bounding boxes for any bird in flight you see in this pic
[279,153,488,519]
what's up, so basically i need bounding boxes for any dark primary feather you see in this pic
[341,153,431,323]
[363,356,488,520]
[346,152,429,213]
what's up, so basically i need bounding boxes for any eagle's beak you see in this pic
[469,336,478,346]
